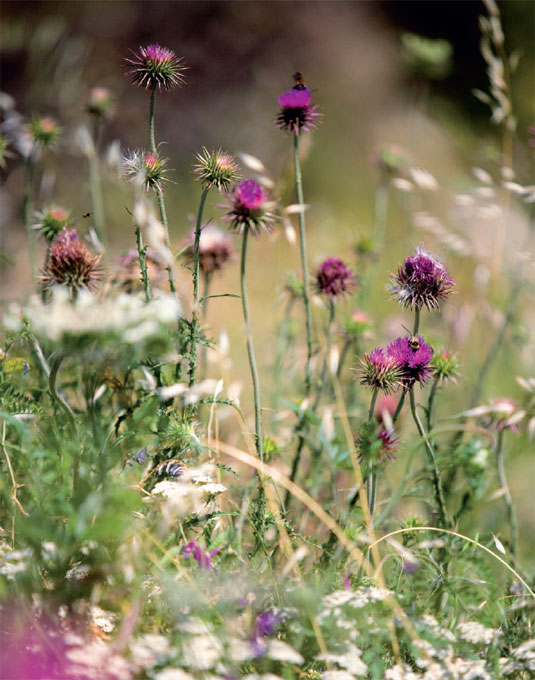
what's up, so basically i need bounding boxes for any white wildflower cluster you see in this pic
[151,462,227,518]
[65,631,132,679]
[317,643,367,677]
[0,545,32,579]
[500,638,535,675]
[129,633,171,670]
[419,615,456,642]
[457,621,498,646]
[3,288,180,356]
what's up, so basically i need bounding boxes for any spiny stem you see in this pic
[240,228,263,460]
[148,86,176,294]
[367,388,379,424]
[367,388,379,521]
[495,428,518,561]
[409,389,447,527]
[135,223,151,302]
[293,130,313,396]
[188,187,210,387]
[426,375,440,433]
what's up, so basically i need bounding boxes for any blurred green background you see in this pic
[1,1,534,557]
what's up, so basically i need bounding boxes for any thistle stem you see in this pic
[367,388,379,424]
[240,228,263,460]
[392,388,407,423]
[148,86,176,294]
[49,355,78,495]
[293,130,313,395]
[409,389,447,526]
[135,223,151,302]
[188,187,210,387]
[367,388,379,521]
[495,428,518,561]
[23,155,37,284]
[413,308,420,335]
[426,375,440,433]
[88,119,106,248]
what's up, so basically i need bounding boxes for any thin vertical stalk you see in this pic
[49,355,78,495]
[200,272,211,379]
[392,388,407,423]
[188,187,210,387]
[135,223,151,302]
[374,169,389,252]
[240,228,263,460]
[413,308,420,335]
[426,375,440,433]
[495,428,518,561]
[293,131,313,395]
[148,86,176,294]
[88,119,106,247]
[366,388,379,521]
[23,155,37,282]
[409,389,447,526]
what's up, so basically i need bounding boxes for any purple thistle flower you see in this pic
[182,540,221,571]
[315,257,356,300]
[183,225,234,275]
[251,609,282,657]
[41,228,102,293]
[222,179,274,234]
[386,336,434,387]
[389,245,454,311]
[125,43,186,92]
[356,348,404,394]
[276,72,321,134]
[377,428,400,463]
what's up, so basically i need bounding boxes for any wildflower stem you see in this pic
[240,228,263,460]
[409,389,447,526]
[374,168,389,252]
[148,85,176,294]
[426,375,440,433]
[495,428,518,561]
[49,355,78,494]
[392,388,407,423]
[135,223,151,302]
[293,130,313,395]
[413,308,420,335]
[188,187,210,387]
[367,388,379,521]
[367,388,379,424]
[23,155,37,284]
[88,120,106,248]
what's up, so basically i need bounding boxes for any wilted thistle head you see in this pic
[315,257,356,300]
[42,228,102,293]
[184,225,234,275]
[223,179,274,234]
[276,72,320,134]
[356,347,403,394]
[431,349,460,384]
[125,43,186,92]
[29,116,61,149]
[86,87,114,118]
[386,335,433,387]
[122,150,168,192]
[389,245,454,311]
[32,205,70,243]
[194,147,240,193]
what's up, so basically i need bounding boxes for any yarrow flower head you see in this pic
[223,179,274,234]
[276,72,321,134]
[315,257,356,300]
[32,205,70,243]
[125,43,186,92]
[184,225,234,275]
[356,347,403,394]
[122,150,168,192]
[194,147,240,193]
[386,335,433,387]
[390,245,454,311]
[29,116,61,149]
[41,228,102,293]
[86,87,114,118]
